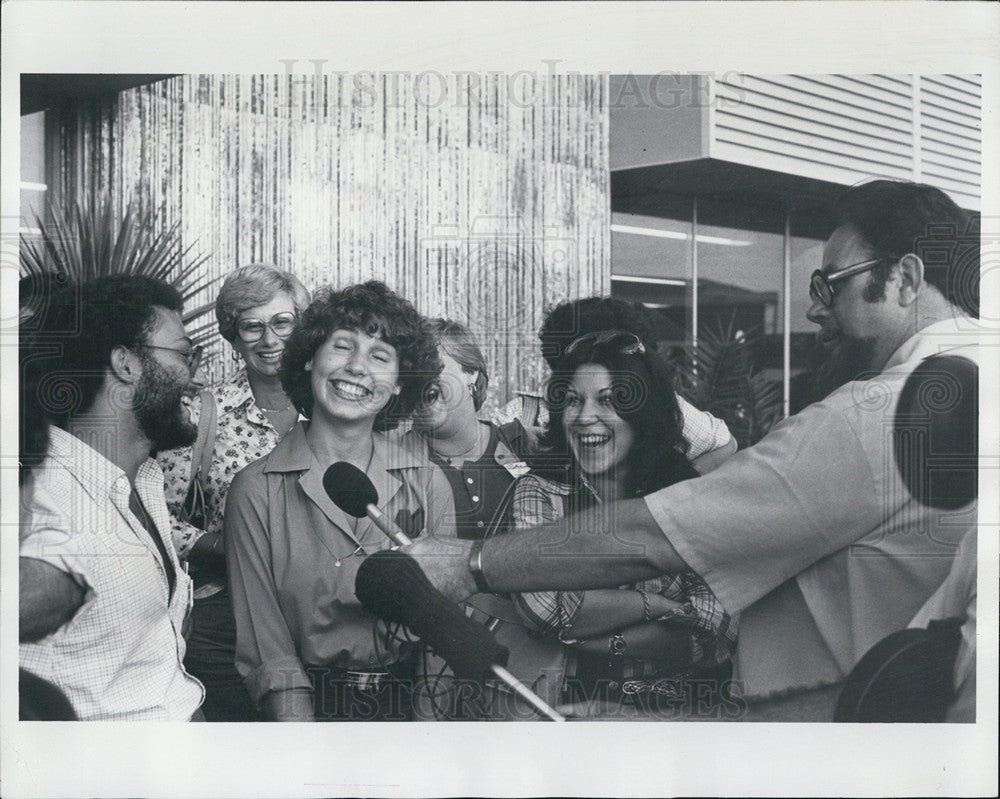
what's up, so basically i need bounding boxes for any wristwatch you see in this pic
[468,538,492,594]
[609,632,627,657]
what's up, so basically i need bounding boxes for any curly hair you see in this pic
[22,274,183,429]
[539,296,661,370]
[536,336,696,496]
[280,281,441,431]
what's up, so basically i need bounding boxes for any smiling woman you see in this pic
[511,331,739,707]
[157,263,311,721]
[223,281,455,721]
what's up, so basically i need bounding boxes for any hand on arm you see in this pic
[19,557,86,642]
[692,436,737,475]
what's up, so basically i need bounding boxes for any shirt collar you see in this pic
[217,368,256,415]
[263,422,426,474]
[883,314,978,371]
[45,425,135,503]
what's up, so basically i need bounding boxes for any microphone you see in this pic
[323,462,412,546]
[356,550,565,721]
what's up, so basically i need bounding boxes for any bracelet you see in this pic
[609,632,626,657]
[637,587,651,622]
[468,539,492,594]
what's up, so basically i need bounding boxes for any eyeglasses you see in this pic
[142,343,204,376]
[236,312,297,343]
[564,330,646,357]
[809,258,888,308]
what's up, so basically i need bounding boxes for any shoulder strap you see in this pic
[518,393,541,430]
[189,389,218,487]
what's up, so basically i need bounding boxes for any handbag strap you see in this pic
[189,389,218,487]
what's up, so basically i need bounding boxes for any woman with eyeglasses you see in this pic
[511,331,738,707]
[223,281,454,722]
[159,263,310,721]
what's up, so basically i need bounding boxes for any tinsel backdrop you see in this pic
[53,72,610,412]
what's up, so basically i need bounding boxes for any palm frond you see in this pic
[672,312,784,448]
[19,195,218,335]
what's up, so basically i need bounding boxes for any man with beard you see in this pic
[406,179,981,714]
[19,274,206,720]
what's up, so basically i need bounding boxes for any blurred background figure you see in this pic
[406,320,566,719]
[158,263,310,721]
[224,281,453,721]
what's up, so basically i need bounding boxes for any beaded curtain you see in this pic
[56,73,610,414]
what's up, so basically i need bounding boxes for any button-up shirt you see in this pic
[20,427,204,721]
[224,423,456,703]
[644,316,982,698]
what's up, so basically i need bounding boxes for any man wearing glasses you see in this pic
[19,274,206,720]
[407,179,981,713]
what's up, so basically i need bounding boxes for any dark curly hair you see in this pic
[21,274,183,430]
[280,281,441,432]
[536,335,696,497]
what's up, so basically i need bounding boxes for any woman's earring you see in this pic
[232,350,242,362]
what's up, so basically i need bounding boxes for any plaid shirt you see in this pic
[511,473,738,673]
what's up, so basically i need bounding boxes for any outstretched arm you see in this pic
[407,498,688,602]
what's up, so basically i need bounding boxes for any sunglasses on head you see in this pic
[564,330,646,357]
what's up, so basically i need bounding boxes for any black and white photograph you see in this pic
[2,2,997,797]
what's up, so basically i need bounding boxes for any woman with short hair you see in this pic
[224,281,455,722]
[159,263,310,721]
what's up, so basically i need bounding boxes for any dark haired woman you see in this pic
[224,281,454,721]
[512,331,737,704]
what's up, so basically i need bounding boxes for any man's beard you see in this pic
[134,356,197,451]
[809,333,879,402]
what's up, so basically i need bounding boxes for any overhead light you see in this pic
[611,223,751,247]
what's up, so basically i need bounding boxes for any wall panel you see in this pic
[57,73,609,411]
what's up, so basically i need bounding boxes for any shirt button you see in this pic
[471,495,479,502]
[466,477,474,484]
[334,560,341,567]
[477,521,485,528]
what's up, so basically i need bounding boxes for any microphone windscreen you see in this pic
[324,461,379,518]
[356,550,508,681]
[894,355,977,510]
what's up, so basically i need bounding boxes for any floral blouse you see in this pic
[158,369,296,561]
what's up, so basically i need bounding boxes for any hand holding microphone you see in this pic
[323,462,412,546]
